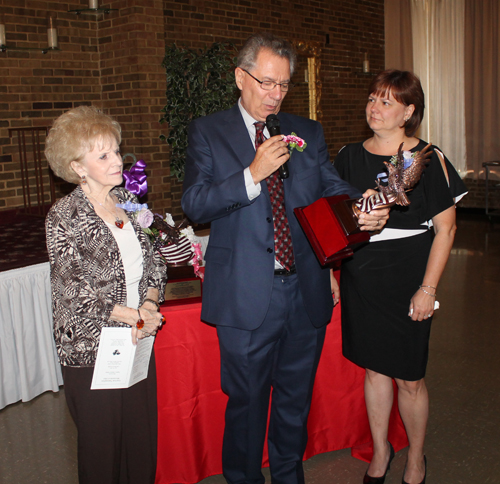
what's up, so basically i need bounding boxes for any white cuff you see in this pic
[244,167,261,201]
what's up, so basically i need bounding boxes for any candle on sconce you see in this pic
[363,53,370,73]
[47,15,58,49]
[0,15,6,47]
[89,0,99,9]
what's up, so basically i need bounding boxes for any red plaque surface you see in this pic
[294,194,370,266]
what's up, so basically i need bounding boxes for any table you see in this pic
[0,262,63,410]
[155,299,408,484]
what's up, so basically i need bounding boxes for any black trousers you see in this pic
[217,274,327,484]
[62,353,157,484]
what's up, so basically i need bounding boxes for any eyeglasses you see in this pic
[241,68,294,92]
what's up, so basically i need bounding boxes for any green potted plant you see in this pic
[160,42,238,181]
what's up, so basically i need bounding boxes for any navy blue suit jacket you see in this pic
[182,104,359,330]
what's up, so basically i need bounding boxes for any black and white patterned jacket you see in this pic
[45,186,167,367]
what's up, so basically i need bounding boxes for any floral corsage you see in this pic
[389,150,415,169]
[282,132,307,158]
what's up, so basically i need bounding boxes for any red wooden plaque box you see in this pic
[294,194,370,266]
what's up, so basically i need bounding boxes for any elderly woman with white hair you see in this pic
[45,105,167,484]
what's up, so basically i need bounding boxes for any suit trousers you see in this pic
[217,274,327,484]
[62,352,157,484]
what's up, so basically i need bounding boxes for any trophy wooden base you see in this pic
[294,194,370,266]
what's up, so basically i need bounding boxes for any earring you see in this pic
[81,175,87,185]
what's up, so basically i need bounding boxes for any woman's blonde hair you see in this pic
[45,105,122,184]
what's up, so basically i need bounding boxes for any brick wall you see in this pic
[460,177,500,211]
[0,0,170,213]
[1,0,385,218]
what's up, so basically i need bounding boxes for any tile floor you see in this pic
[0,211,499,484]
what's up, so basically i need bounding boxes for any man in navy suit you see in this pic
[182,32,388,484]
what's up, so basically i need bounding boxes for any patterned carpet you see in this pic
[0,212,49,272]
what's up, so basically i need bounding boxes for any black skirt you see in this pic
[340,231,433,381]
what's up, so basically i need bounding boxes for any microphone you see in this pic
[266,114,289,179]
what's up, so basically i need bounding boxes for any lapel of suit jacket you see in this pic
[277,113,296,193]
[222,104,256,171]
[222,105,274,208]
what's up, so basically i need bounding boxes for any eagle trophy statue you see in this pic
[292,142,434,266]
[352,142,433,216]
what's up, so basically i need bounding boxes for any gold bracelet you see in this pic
[420,284,437,290]
[144,298,160,311]
[419,286,436,297]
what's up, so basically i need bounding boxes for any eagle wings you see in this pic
[377,142,433,206]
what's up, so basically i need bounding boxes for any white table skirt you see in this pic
[0,262,63,410]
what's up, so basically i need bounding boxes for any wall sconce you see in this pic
[0,15,7,48]
[0,14,7,50]
[0,13,61,54]
[46,15,58,50]
[363,53,370,73]
[69,0,118,15]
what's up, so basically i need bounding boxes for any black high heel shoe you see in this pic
[402,455,427,484]
[363,442,395,484]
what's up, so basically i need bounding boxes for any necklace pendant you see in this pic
[115,219,124,229]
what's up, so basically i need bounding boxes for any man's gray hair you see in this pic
[237,32,297,76]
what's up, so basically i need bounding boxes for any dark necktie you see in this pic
[254,122,294,271]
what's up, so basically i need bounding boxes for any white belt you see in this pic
[370,227,428,243]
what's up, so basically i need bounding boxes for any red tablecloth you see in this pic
[155,301,408,484]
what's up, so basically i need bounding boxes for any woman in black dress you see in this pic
[335,70,467,484]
